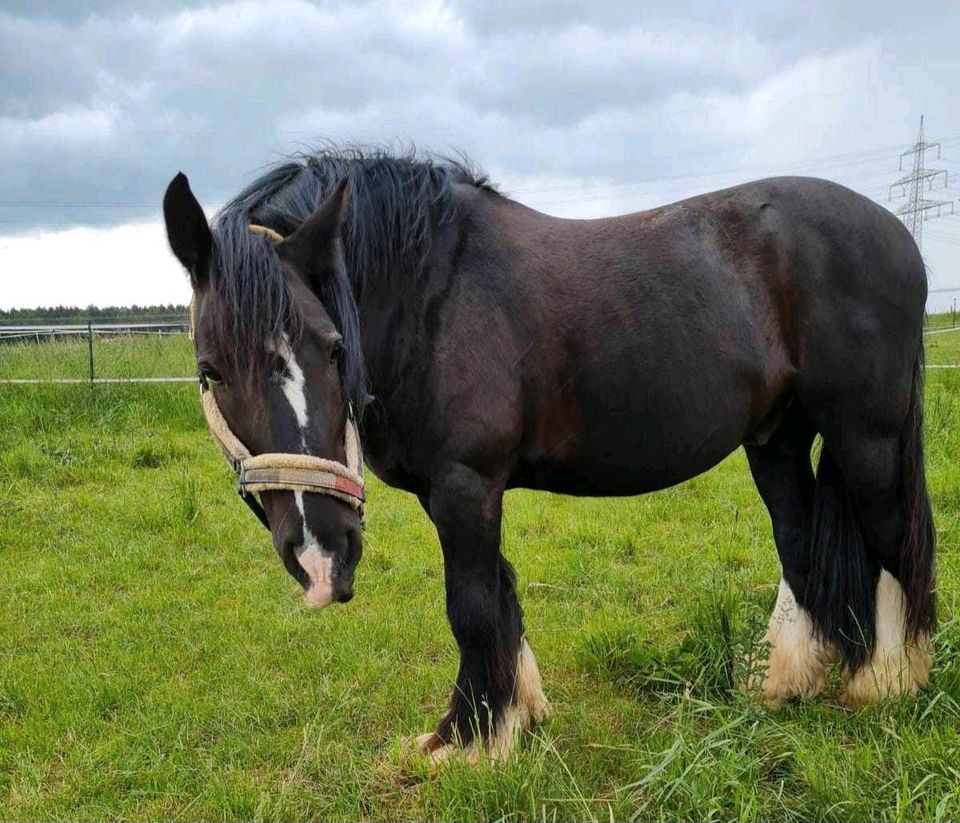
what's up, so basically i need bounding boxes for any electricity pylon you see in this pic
[890,115,954,250]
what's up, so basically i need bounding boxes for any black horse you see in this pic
[164,147,935,760]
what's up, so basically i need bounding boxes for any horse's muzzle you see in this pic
[299,527,361,609]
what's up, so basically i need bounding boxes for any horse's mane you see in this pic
[207,144,493,408]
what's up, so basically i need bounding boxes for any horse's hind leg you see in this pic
[745,404,836,705]
[415,465,548,763]
[826,432,933,704]
[797,332,936,704]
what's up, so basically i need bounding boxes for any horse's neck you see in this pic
[353,190,550,420]
[353,265,432,415]
[353,203,480,414]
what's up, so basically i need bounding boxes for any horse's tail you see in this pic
[899,340,936,642]
[805,337,936,670]
[805,447,877,671]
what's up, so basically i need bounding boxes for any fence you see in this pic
[0,322,194,384]
[2,321,960,384]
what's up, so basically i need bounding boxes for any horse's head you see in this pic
[163,172,363,609]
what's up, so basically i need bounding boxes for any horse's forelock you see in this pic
[207,214,301,386]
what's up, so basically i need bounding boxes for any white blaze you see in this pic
[276,338,335,609]
[275,338,310,442]
[298,544,335,609]
[295,489,334,609]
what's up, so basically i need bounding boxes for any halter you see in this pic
[193,222,365,530]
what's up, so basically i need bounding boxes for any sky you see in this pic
[3,1,960,311]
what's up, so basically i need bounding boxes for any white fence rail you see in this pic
[0,322,188,333]
[0,322,188,342]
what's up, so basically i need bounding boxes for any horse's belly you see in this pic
[511,420,746,496]
[511,352,774,497]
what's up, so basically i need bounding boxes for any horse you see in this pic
[163,147,935,761]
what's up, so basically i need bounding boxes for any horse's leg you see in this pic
[745,405,835,705]
[797,337,935,705]
[829,433,933,704]
[416,465,548,762]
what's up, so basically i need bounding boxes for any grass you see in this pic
[926,323,960,368]
[2,321,960,820]
[0,332,194,380]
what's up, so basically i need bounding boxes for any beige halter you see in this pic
[193,223,365,529]
[200,382,364,508]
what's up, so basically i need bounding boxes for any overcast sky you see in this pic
[3,1,960,311]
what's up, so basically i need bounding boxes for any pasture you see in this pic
[2,324,960,821]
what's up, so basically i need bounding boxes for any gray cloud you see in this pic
[1,0,207,21]
[1,0,960,238]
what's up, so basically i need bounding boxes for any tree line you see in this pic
[0,304,190,326]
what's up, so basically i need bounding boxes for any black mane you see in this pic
[208,145,492,408]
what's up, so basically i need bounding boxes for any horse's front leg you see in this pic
[416,465,548,762]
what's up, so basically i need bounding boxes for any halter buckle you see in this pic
[234,458,247,488]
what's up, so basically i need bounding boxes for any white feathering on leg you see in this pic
[842,570,931,704]
[416,638,549,764]
[757,578,835,706]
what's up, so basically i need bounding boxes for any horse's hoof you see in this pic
[413,732,478,765]
[412,711,525,765]
[411,639,549,766]
[839,575,933,706]
[415,732,437,752]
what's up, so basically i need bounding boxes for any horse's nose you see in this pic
[343,525,363,572]
[298,544,336,609]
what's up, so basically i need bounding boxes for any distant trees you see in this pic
[0,304,189,325]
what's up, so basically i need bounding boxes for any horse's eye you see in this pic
[270,354,288,377]
[198,362,224,386]
[330,340,344,365]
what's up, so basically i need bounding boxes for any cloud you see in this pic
[0,221,190,310]
[0,0,799,232]
[1,0,960,309]
[461,23,773,127]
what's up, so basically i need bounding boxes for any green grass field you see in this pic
[0,332,194,381]
[3,323,960,821]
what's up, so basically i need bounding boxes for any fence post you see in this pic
[87,321,95,383]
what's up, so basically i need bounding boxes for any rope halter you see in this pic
[194,223,365,530]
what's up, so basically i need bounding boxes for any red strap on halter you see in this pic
[334,475,365,501]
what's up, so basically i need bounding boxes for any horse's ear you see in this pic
[275,176,350,281]
[163,172,212,286]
